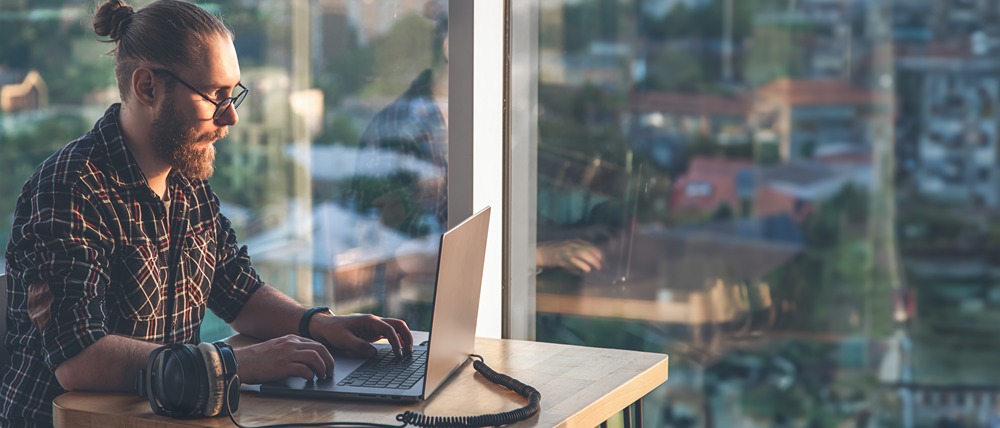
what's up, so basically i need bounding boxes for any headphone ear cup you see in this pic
[169,344,207,417]
[156,346,188,414]
[197,342,226,417]
[213,341,240,415]
[188,344,210,417]
[146,346,174,417]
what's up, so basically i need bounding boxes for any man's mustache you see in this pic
[188,128,228,144]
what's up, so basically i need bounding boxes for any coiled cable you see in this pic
[395,355,541,427]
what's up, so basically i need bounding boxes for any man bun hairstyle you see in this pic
[93,0,234,100]
[93,0,135,42]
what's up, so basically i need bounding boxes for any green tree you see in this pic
[746,25,806,86]
[316,113,361,146]
[641,47,703,91]
[365,13,435,98]
[562,0,624,54]
[641,0,756,41]
[766,185,874,333]
[314,18,374,108]
[538,83,629,164]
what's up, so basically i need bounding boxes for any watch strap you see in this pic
[298,306,331,340]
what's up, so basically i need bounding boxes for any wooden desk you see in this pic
[53,338,668,428]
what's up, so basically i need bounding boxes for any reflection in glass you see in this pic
[513,0,1000,426]
[0,0,451,339]
[220,0,450,332]
[344,0,450,330]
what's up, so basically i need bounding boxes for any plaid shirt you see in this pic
[2,104,263,427]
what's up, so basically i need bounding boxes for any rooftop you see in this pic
[628,91,751,117]
[756,78,882,106]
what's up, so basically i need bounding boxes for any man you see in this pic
[2,1,411,426]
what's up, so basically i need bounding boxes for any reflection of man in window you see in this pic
[353,0,450,239]
[338,0,451,324]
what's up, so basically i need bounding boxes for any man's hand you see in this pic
[311,314,414,359]
[234,335,335,384]
[536,239,604,274]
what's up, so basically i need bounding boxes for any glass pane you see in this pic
[511,0,999,425]
[217,0,450,336]
[0,0,451,341]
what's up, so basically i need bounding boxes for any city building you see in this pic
[0,69,47,113]
[897,44,1000,207]
[755,159,871,222]
[752,77,881,161]
[670,157,754,216]
[625,91,752,145]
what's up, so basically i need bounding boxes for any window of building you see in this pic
[507,0,1000,425]
[685,181,713,197]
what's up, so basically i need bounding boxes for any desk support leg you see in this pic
[623,398,643,428]
[606,399,643,428]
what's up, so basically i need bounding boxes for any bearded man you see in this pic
[2,1,412,426]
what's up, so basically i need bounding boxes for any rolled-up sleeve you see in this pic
[207,209,263,323]
[8,178,111,370]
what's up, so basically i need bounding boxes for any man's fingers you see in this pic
[577,249,603,270]
[304,341,336,378]
[569,257,594,273]
[290,349,331,379]
[572,249,599,263]
[564,241,602,271]
[383,318,413,354]
[289,363,321,381]
[286,335,336,377]
[371,318,404,357]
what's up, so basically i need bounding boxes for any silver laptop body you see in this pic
[259,206,491,402]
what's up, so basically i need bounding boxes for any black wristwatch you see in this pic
[298,306,332,340]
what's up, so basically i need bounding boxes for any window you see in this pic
[507,0,1000,425]
[0,0,475,341]
[685,182,713,197]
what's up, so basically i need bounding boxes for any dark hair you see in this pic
[431,7,448,63]
[93,0,234,100]
[426,2,448,65]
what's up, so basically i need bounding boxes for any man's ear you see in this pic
[131,67,157,107]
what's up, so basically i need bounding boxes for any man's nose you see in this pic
[216,105,239,127]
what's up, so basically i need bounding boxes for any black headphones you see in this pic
[136,341,240,418]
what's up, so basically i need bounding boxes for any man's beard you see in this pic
[152,100,227,181]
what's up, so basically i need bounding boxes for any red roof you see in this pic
[628,91,751,117]
[756,78,879,106]
[671,157,754,213]
[755,185,814,222]
[897,39,973,60]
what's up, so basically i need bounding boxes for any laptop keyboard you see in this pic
[337,348,427,390]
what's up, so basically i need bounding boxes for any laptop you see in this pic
[260,206,491,402]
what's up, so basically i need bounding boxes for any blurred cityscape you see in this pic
[2,0,1000,426]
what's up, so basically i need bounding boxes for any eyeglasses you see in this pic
[153,69,248,120]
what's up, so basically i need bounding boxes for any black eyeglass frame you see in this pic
[152,68,248,120]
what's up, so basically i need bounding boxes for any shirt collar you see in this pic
[96,103,148,189]
[96,103,195,191]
